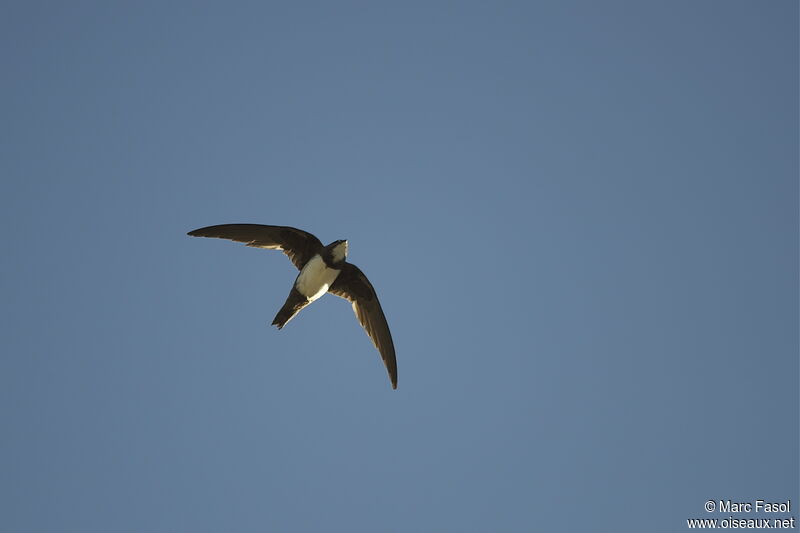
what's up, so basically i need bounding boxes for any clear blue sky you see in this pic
[2,2,797,532]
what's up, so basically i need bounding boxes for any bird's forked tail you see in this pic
[272,287,310,329]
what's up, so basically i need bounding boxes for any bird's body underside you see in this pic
[187,224,397,389]
[296,253,342,301]
[272,251,343,329]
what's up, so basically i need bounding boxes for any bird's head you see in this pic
[326,239,348,265]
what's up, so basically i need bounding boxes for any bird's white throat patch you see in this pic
[331,241,348,263]
[296,255,341,301]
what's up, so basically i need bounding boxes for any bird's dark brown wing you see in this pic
[328,263,397,389]
[187,224,323,270]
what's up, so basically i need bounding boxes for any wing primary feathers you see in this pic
[187,224,323,270]
[328,263,398,389]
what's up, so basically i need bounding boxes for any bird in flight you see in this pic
[187,224,397,389]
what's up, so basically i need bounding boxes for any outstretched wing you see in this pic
[328,263,397,389]
[187,224,323,270]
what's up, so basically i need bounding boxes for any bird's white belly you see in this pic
[296,255,341,301]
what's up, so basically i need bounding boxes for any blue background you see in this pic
[2,1,797,531]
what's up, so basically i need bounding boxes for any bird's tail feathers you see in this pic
[272,288,310,329]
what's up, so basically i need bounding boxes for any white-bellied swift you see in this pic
[187,224,397,389]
